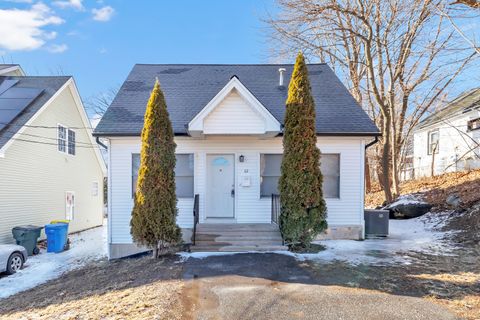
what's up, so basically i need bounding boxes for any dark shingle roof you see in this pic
[0,76,70,149]
[94,64,379,136]
[417,88,480,130]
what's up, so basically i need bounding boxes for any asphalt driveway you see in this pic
[180,253,457,320]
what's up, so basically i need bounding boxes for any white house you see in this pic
[413,88,480,178]
[0,64,25,77]
[0,66,106,244]
[93,64,379,259]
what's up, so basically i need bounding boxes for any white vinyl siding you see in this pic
[0,84,104,244]
[203,90,265,134]
[109,136,366,244]
[413,109,480,177]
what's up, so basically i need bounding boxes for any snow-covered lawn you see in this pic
[181,212,455,266]
[0,224,107,299]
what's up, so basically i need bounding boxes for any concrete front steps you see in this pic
[190,223,288,252]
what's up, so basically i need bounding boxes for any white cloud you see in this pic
[52,0,84,11]
[0,3,64,51]
[3,0,33,3]
[92,6,114,22]
[47,43,68,53]
[99,47,107,54]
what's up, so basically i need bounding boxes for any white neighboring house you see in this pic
[413,88,480,178]
[0,64,25,77]
[0,66,106,244]
[94,64,379,259]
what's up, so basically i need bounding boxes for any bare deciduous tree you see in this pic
[267,0,478,202]
[85,86,119,117]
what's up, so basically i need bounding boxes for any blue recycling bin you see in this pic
[45,223,68,253]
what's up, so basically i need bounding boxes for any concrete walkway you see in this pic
[181,253,456,320]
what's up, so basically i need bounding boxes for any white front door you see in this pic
[206,154,235,218]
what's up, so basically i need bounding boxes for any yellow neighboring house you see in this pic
[0,64,106,244]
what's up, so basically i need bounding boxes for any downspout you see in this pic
[365,136,379,149]
[96,136,108,150]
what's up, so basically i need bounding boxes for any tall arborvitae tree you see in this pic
[279,52,327,250]
[131,79,181,258]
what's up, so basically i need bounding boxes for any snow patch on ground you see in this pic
[278,211,456,266]
[177,251,246,262]
[384,193,427,208]
[179,211,455,266]
[0,224,107,299]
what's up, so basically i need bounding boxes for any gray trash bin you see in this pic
[364,210,389,238]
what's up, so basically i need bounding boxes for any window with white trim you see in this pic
[427,130,439,155]
[260,154,282,197]
[132,153,194,198]
[68,129,76,155]
[260,153,341,199]
[58,125,66,152]
[321,154,340,198]
[175,154,194,198]
[58,125,76,155]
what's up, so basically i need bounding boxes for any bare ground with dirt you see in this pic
[366,169,480,210]
[0,255,184,319]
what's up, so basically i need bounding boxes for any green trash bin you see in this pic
[12,225,43,256]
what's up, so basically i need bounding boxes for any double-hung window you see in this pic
[67,129,76,155]
[427,130,439,155]
[260,153,341,199]
[175,154,194,198]
[320,154,340,198]
[58,125,76,155]
[260,154,282,197]
[132,153,194,198]
[58,125,66,152]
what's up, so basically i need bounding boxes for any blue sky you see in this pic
[0,0,276,104]
[0,0,477,118]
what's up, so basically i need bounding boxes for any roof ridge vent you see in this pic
[278,68,286,86]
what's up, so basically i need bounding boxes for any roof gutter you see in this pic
[96,136,108,150]
[365,136,379,150]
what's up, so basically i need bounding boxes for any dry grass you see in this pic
[2,280,184,320]
[366,169,480,209]
[409,272,480,285]
[428,295,480,320]
[0,255,186,320]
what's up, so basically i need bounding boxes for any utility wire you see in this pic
[1,130,99,146]
[6,137,103,149]
[0,121,96,130]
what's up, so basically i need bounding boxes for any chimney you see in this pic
[278,68,286,86]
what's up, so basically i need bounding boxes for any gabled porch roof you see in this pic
[188,76,281,137]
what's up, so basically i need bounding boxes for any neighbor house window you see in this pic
[260,154,282,197]
[58,125,76,155]
[58,125,66,152]
[68,129,76,155]
[427,130,439,155]
[467,118,480,131]
[65,191,75,220]
[92,181,99,196]
[132,153,194,198]
[321,154,340,198]
[175,154,194,198]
